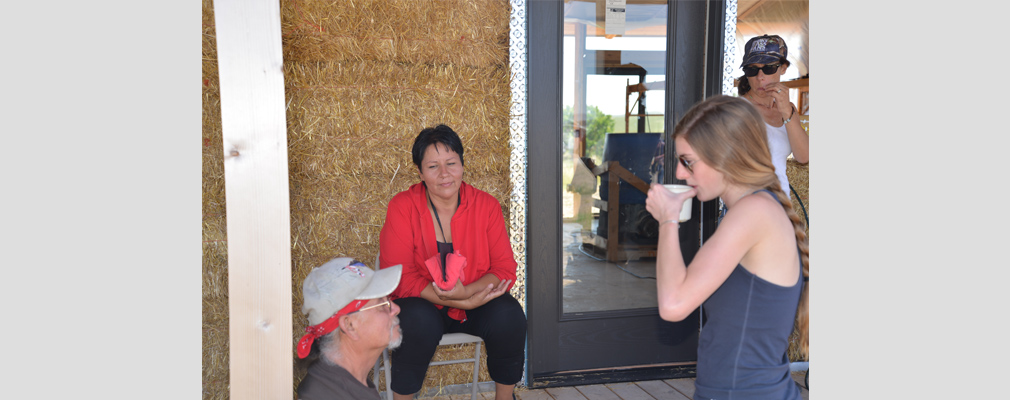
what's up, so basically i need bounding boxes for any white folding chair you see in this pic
[373,333,484,400]
[372,254,484,399]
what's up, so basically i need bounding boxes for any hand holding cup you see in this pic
[646,184,696,224]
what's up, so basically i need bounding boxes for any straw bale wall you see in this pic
[785,158,809,362]
[786,158,809,238]
[202,1,229,398]
[203,0,513,398]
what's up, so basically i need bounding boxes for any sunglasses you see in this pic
[350,297,392,314]
[678,155,697,174]
[742,63,781,77]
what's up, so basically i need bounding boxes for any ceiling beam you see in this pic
[738,0,769,21]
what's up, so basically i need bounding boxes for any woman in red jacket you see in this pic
[379,124,526,400]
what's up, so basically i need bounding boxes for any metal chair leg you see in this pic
[471,340,481,399]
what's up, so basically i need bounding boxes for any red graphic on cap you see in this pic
[344,264,366,277]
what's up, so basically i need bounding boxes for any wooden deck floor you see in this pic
[418,372,809,400]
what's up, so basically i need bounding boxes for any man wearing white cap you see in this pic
[296,257,403,400]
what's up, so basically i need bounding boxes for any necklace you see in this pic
[426,187,459,243]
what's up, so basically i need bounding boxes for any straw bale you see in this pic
[202,166,225,215]
[202,120,225,216]
[203,226,229,296]
[280,0,510,67]
[785,158,808,362]
[370,343,493,393]
[202,0,215,29]
[202,217,229,396]
[283,62,511,144]
[426,342,493,386]
[202,59,224,216]
[203,293,230,400]
[785,158,809,237]
[202,2,231,397]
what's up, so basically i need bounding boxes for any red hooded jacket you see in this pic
[379,181,517,321]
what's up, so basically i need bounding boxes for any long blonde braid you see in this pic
[765,179,809,360]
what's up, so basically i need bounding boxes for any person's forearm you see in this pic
[466,273,501,295]
[419,285,468,308]
[655,222,690,321]
[784,107,808,163]
[419,273,501,309]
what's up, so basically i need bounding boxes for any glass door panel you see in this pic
[562,0,667,314]
[526,0,719,385]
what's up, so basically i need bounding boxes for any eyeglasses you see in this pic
[742,63,781,77]
[678,155,697,174]
[350,297,392,314]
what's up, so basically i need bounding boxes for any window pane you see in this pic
[561,0,667,314]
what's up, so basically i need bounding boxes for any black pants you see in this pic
[390,294,527,395]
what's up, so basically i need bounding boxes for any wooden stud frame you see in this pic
[213,0,293,398]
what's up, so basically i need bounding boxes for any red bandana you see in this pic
[296,299,367,358]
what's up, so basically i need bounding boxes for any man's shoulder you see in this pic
[297,362,381,400]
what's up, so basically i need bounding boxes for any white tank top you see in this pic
[743,96,792,199]
[765,121,792,199]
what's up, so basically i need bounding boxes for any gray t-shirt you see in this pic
[297,360,381,400]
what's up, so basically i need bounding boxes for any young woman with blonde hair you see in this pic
[646,95,808,399]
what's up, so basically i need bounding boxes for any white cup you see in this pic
[662,184,693,222]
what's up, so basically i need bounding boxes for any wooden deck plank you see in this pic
[516,390,555,400]
[635,380,689,400]
[663,378,695,398]
[545,386,589,400]
[605,382,653,399]
[573,384,621,400]
[456,373,807,400]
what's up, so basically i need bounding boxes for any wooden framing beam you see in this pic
[213,0,293,399]
[604,162,652,262]
[608,162,650,194]
[738,0,769,21]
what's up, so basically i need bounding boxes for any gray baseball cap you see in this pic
[301,257,402,325]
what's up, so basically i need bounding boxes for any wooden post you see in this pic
[607,164,620,262]
[213,0,292,399]
[571,22,588,222]
[573,22,587,159]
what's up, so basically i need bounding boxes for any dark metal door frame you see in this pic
[526,0,725,387]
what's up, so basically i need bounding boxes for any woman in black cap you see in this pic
[738,34,808,199]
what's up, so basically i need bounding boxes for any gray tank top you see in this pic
[693,189,804,400]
